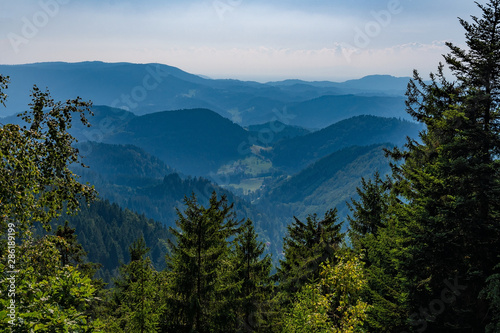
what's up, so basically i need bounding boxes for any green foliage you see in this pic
[0,74,103,331]
[54,221,88,267]
[347,172,388,239]
[481,263,500,333]
[282,253,370,333]
[5,2,500,330]
[0,75,8,107]
[383,0,500,330]
[0,80,96,235]
[103,238,163,333]
[51,199,171,283]
[0,235,103,332]
[233,219,273,332]
[276,209,344,296]
[73,142,276,257]
[348,173,409,331]
[164,192,241,332]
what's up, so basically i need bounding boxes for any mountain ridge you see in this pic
[0,62,411,127]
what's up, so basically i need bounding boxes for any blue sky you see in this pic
[0,0,482,81]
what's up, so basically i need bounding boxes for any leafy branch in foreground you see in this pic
[0,79,96,234]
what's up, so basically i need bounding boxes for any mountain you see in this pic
[0,62,411,127]
[259,144,392,222]
[0,62,296,122]
[247,121,310,145]
[0,61,211,113]
[266,74,410,95]
[267,115,422,173]
[285,94,409,129]
[72,142,282,256]
[0,104,136,142]
[106,108,250,176]
[74,141,174,187]
[337,75,411,95]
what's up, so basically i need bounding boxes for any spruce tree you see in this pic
[233,219,273,332]
[347,172,389,247]
[164,192,240,332]
[276,209,343,299]
[106,237,162,333]
[386,0,500,330]
[348,173,408,331]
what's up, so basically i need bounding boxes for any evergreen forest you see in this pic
[1,1,500,332]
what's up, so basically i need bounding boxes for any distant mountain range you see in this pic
[0,62,412,128]
[0,61,424,275]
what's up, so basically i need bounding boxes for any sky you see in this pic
[0,0,483,82]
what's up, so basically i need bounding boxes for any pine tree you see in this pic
[385,0,500,330]
[164,192,240,332]
[233,219,273,332]
[347,172,389,248]
[348,173,408,331]
[105,237,162,333]
[276,209,344,300]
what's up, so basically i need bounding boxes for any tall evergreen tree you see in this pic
[164,192,240,333]
[348,173,408,331]
[105,237,162,333]
[386,1,500,330]
[233,219,273,332]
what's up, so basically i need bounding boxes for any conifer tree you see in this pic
[106,237,162,333]
[276,209,343,299]
[164,192,240,332]
[348,173,408,331]
[233,219,273,332]
[347,172,389,248]
[385,0,500,330]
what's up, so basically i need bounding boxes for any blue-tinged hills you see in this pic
[0,62,411,127]
[259,144,393,222]
[267,115,422,173]
[286,94,408,129]
[106,108,250,176]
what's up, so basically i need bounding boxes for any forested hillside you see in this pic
[106,109,251,175]
[267,115,421,173]
[2,1,500,332]
[260,144,392,220]
[50,199,171,284]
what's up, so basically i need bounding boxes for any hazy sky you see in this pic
[0,0,482,82]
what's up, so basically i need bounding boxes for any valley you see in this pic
[0,62,422,274]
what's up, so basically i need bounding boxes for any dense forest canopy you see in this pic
[1,0,500,332]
